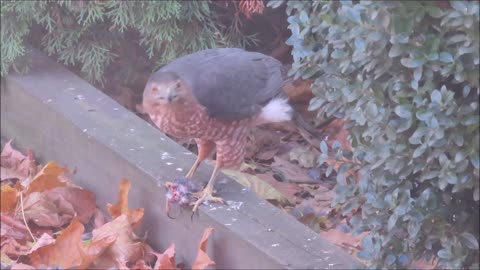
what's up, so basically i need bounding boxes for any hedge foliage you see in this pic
[0,0,255,85]
[269,0,479,268]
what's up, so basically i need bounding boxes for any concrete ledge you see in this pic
[0,49,361,269]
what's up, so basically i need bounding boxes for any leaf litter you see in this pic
[0,140,215,269]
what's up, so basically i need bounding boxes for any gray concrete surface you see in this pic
[0,48,362,269]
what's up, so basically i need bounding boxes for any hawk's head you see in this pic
[142,71,189,113]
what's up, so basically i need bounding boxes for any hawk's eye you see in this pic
[175,80,181,89]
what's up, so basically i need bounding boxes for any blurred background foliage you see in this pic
[2,0,479,269]
[1,0,288,107]
[269,0,479,268]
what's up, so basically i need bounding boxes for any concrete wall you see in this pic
[0,49,361,269]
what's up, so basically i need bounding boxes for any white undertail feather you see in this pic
[258,98,293,124]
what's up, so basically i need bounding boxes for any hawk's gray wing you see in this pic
[158,48,285,120]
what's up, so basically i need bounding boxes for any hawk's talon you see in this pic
[190,188,224,213]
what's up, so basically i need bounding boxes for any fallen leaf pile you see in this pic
[0,140,215,269]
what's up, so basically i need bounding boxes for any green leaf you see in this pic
[453,134,464,147]
[416,110,433,122]
[470,152,480,169]
[326,164,333,177]
[439,52,454,63]
[438,177,449,190]
[397,118,413,133]
[385,254,396,265]
[354,37,366,51]
[299,10,309,23]
[414,66,423,81]
[446,174,458,184]
[463,85,471,97]
[450,1,468,13]
[267,0,285,9]
[395,105,412,119]
[389,44,403,58]
[413,144,427,158]
[460,232,479,250]
[367,31,383,42]
[365,102,378,119]
[308,97,325,111]
[437,248,453,259]
[461,115,479,126]
[401,58,425,68]
[426,5,443,18]
[408,220,421,239]
[454,152,465,163]
[409,127,427,145]
[331,49,347,59]
[388,214,398,231]
[320,140,328,153]
[431,89,442,104]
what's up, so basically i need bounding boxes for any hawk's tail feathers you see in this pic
[257,98,293,125]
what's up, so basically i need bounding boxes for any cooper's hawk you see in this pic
[142,48,292,213]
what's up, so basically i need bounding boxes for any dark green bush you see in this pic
[270,0,479,268]
[1,0,255,85]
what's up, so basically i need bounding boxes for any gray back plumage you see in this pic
[149,48,285,120]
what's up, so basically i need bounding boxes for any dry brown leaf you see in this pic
[26,162,68,195]
[1,185,18,213]
[79,234,118,269]
[45,187,96,224]
[0,214,28,238]
[223,167,291,205]
[1,222,27,241]
[319,228,366,255]
[29,233,55,253]
[0,140,27,172]
[132,259,153,270]
[92,208,107,229]
[29,218,86,268]
[19,191,75,227]
[20,186,95,227]
[254,171,300,204]
[28,217,114,269]
[272,156,316,184]
[91,215,146,269]
[10,263,36,270]
[289,147,317,169]
[1,167,25,182]
[322,119,352,151]
[107,178,144,229]
[255,148,279,161]
[153,244,178,270]
[298,213,327,234]
[284,79,314,103]
[246,127,281,159]
[1,251,14,268]
[0,141,39,178]
[412,257,438,270]
[1,237,32,258]
[18,149,38,178]
[192,227,215,270]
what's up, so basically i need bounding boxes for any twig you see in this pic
[20,192,37,242]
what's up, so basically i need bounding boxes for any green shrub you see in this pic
[1,0,255,85]
[270,0,479,268]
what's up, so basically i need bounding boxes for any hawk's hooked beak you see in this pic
[167,89,179,103]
